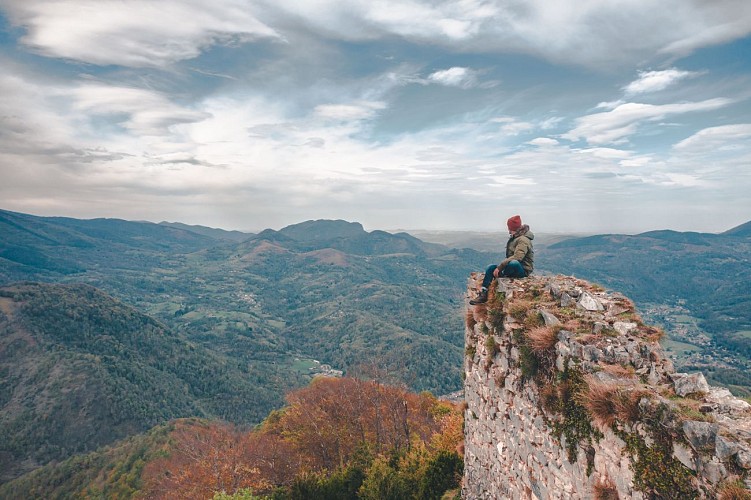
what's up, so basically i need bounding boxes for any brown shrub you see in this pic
[507,299,535,320]
[718,481,751,500]
[600,363,636,379]
[465,308,477,330]
[562,319,582,331]
[524,309,545,328]
[593,478,619,500]
[526,326,558,354]
[539,383,559,412]
[642,325,665,342]
[577,377,645,429]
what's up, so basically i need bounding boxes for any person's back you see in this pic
[470,215,534,305]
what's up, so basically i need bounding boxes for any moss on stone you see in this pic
[611,399,700,498]
[546,367,603,470]
[489,308,505,332]
[513,330,540,381]
[485,335,499,357]
[616,428,697,499]
[465,345,476,360]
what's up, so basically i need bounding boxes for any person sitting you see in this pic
[470,215,534,305]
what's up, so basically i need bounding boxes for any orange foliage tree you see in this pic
[140,419,268,499]
[264,377,441,472]
[140,378,462,497]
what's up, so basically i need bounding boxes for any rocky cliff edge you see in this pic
[462,274,751,499]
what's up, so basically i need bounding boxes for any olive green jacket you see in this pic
[500,228,534,274]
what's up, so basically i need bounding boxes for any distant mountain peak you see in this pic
[279,219,365,241]
[723,220,751,237]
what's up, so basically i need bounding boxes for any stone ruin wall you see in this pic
[462,274,751,499]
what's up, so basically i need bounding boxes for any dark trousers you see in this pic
[481,260,527,289]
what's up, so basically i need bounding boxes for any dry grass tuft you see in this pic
[593,478,619,500]
[473,302,489,322]
[539,383,558,411]
[507,299,535,320]
[642,325,665,342]
[600,363,637,379]
[562,319,582,331]
[465,308,477,330]
[523,309,545,328]
[577,376,645,428]
[526,326,558,354]
[718,481,751,500]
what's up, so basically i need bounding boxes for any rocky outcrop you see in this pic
[462,274,751,499]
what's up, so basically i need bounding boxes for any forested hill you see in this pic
[0,210,494,483]
[0,210,494,400]
[0,282,280,483]
[0,208,223,282]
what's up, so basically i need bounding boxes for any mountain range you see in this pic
[1,208,750,488]
[0,209,492,484]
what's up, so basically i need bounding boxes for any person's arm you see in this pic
[498,237,530,270]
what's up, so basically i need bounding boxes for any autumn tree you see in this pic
[140,419,267,499]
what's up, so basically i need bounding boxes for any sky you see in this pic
[1,0,750,234]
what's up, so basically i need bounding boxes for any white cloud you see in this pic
[577,148,632,160]
[658,1,751,56]
[528,137,558,147]
[539,117,563,130]
[490,117,534,136]
[71,84,211,136]
[4,0,750,70]
[3,0,279,66]
[563,98,732,145]
[596,100,625,110]
[673,124,751,154]
[266,0,751,67]
[427,67,478,88]
[619,156,652,168]
[660,173,702,187]
[623,68,700,95]
[314,101,387,121]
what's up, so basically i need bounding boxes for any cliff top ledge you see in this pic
[463,273,751,499]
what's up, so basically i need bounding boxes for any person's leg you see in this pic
[500,260,527,278]
[470,264,497,304]
[481,264,498,289]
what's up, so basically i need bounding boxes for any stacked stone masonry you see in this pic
[462,274,751,499]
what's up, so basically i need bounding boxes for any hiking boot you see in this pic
[469,289,488,305]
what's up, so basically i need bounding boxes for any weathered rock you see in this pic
[539,309,561,327]
[715,435,739,461]
[577,291,604,311]
[560,292,576,308]
[737,448,751,469]
[582,345,601,362]
[683,421,719,452]
[671,372,710,397]
[606,304,631,317]
[613,321,637,336]
[707,387,751,413]
[593,321,608,334]
[673,442,697,470]
[700,459,726,485]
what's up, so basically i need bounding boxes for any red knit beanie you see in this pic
[507,215,522,232]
